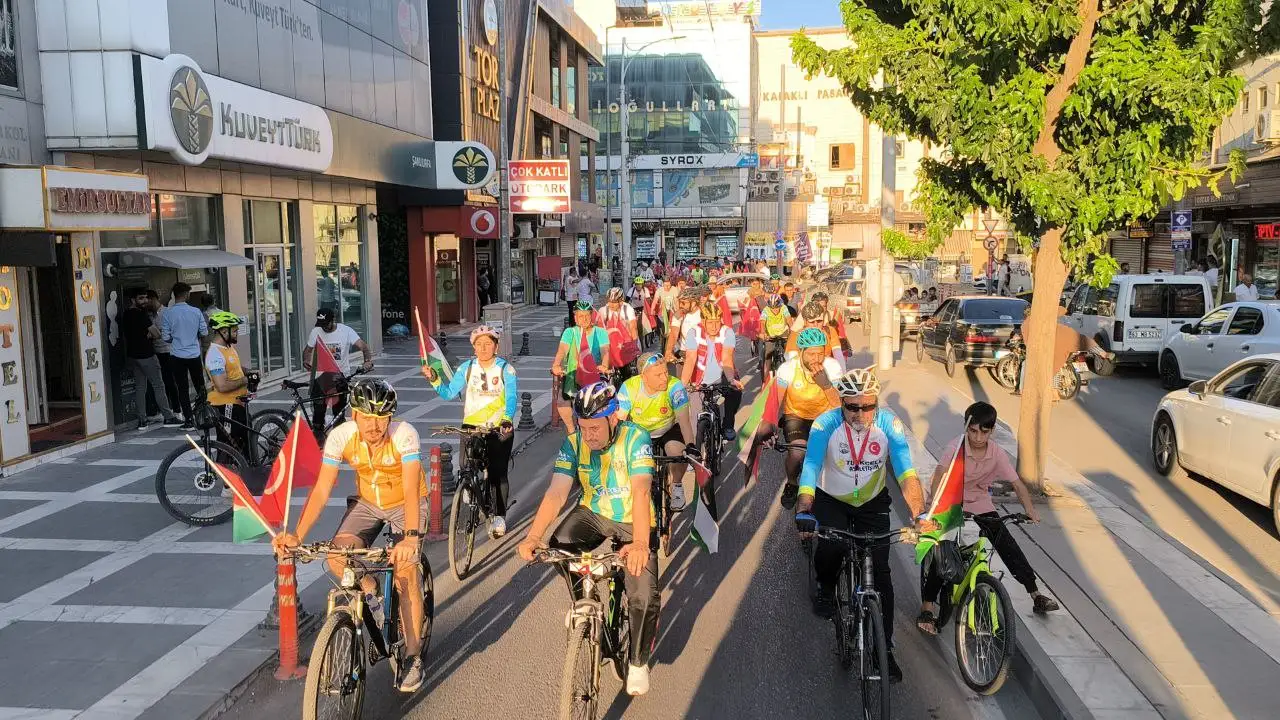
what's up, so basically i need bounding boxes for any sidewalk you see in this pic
[0,341,557,720]
[438,302,569,343]
[881,364,1280,720]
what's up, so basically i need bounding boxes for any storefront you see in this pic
[414,206,501,326]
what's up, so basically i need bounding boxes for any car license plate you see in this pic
[995,349,1010,359]
[1072,361,1088,373]
[1128,329,1159,339]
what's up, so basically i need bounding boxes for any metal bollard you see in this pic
[437,331,448,354]
[439,443,456,493]
[518,332,530,356]
[518,391,536,429]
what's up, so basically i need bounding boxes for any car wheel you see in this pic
[1271,475,1280,537]
[1159,351,1185,390]
[1151,414,1188,481]
[944,344,957,378]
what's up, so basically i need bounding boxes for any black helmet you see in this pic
[572,382,618,419]
[801,301,825,322]
[349,379,398,417]
[812,290,829,303]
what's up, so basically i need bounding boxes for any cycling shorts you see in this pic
[782,414,815,444]
[651,424,685,449]
[335,495,430,548]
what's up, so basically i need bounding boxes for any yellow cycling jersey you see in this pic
[617,376,689,436]
[554,422,656,526]
[322,420,426,509]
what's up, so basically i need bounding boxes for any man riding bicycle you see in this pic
[617,352,695,510]
[663,286,708,363]
[517,383,661,697]
[422,325,517,538]
[680,301,743,442]
[759,293,794,377]
[786,301,841,360]
[775,328,843,509]
[794,368,927,683]
[273,379,429,693]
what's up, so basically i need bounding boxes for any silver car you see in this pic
[714,272,771,313]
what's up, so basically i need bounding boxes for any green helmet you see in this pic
[208,311,242,330]
[634,276,645,285]
[573,300,594,312]
[797,327,828,349]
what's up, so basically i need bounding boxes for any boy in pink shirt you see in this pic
[917,402,1058,634]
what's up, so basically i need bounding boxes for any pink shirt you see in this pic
[940,436,1018,516]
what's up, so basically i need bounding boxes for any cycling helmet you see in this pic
[573,382,618,419]
[766,293,784,307]
[796,327,828,349]
[812,290,829,303]
[801,301,825,322]
[699,301,722,321]
[606,287,625,303]
[208,311,243,330]
[834,367,881,398]
[634,276,645,286]
[470,324,500,343]
[349,379,398,416]
[573,300,594,313]
[637,351,665,371]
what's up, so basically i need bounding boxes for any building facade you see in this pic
[0,0,457,468]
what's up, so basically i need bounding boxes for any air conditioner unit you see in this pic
[846,175,856,184]
[766,170,782,182]
[515,221,534,240]
[1256,111,1280,145]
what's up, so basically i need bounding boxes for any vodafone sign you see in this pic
[509,160,572,214]
[467,207,499,239]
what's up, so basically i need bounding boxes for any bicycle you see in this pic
[926,512,1027,695]
[286,533,435,720]
[758,333,789,379]
[435,424,502,581]
[651,452,691,556]
[250,368,368,451]
[532,548,630,720]
[811,524,919,720]
[690,383,732,478]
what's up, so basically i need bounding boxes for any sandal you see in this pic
[916,610,939,635]
[1033,594,1060,614]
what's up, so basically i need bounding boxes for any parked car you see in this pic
[824,279,865,321]
[1158,301,1280,389]
[714,272,770,313]
[1151,354,1280,533]
[1062,274,1211,375]
[917,296,1029,377]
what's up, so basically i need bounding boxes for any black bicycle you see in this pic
[811,524,919,720]
[436,425,502,581]
[287,532,434,720]
[532,548,630,720]
[250,368,368,453]
[690,383,732,477]
[759,333,790,378]
[651,451,691,556]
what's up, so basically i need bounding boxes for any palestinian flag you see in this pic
[687,455,719,553]
[415,306,453,382]
[311,340,344,407]
[186,436,275,543]
[736,377,781,486]
[916,438,967,564]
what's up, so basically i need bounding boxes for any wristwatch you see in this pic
[404,530,421,539]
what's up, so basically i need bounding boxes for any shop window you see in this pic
[101,194,218,248]
[314,203,366,337]
[0,0,17,91]
[550,33,561,109]
[1262,86,1270,109]
[560,129,569,158]
[1243,91,1250,113]
[829,143,855,170]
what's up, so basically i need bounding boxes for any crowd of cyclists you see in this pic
[235,258,1058,706]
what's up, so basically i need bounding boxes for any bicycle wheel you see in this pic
[858,595,890,720]
[652,467,670,556]
[448,476,478,581]
[954,571,1015,694]
[155,439,245,526]
[834,566,855,670]
[302,611,365,720]
[249,410,290,466]
[559,620,601,720]
[993,355,1020,390]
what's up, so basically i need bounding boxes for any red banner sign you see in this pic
[509,160,571,214]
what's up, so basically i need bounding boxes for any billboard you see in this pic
[510,159,572,213]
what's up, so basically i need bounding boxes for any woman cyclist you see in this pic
[774,328,844,509]
[617,352,695,510]
[552,301,612,429]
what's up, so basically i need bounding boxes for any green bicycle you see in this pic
[928,511,1027,695]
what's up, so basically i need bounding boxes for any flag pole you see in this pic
[281,412,302,531]
[185,435,277,538]
[413,306,429,365]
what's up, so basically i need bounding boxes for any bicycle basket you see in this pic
[191,401,221,431]
[923,538,966,585]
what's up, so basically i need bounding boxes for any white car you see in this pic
[1064,274,1212,375]
[1158,301,1280,389]
[714,272,770,313]
[1151,354,1280,533]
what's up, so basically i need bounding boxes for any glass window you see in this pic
[566,65,577,115]
[101,222,160,248]
[1129,284,1165,318]
[157,194,218,246]
[1254,366,1280,408]
[1227,306,1265,335]
[0,0,17,91]
[1169,284,1207,317]
[1097,284,1119,317]
[246,200,288,245]
[961,299,1028,321]
[313,203,365,337]
[1212,361,1272,401]
[1195,308,1232,335]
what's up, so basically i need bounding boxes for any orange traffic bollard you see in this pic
[426,446,446,540]
[274,556,306,680]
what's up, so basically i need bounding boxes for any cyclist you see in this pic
[775,328,843,510]
[758,293,794,377]
[552,301,612,429]
[807,290,852,360]
[203,311,257,454]
[273,380,429,693]
[422,325,517,538]
[305,307,374,436]
[664,286,708,362]
[916,401,1057,634]
[785,301,840,360]
[617,352,695,510]
[599,287,641,379]
[517,383,660,697]
[680,301,743,442]
[793,368,927,683]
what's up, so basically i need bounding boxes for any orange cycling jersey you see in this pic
[322,420,425,509]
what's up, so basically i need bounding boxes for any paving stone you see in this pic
[0,465,135,493]
[0,549,113,603]
[0,499,45,521]
[56,553,274,609]
[2,501,177,541]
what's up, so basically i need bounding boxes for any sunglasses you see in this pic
[842,402,878,413]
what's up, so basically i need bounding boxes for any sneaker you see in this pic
[625,664,650,696]
[722,427,736,441]
[1032,594,1060,614]
[365,592,385,629]
[490,516,506,538]
[669,483,686,511]
[180,420,195,431]
[780,483,799,510]
[886,651,903,683]
[136,420,150,430]
[148,414,164,424]
[162,416,183,427]
[397,655,425,693]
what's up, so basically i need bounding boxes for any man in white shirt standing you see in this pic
[305,308,374,434]
[1234,272,1260,301]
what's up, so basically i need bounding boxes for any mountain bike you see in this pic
[286,533,434,720]
[533,548,630,720]
[690,383,732,477]
[652,451,690,556]
[250,368,368,451]
[435,425,501,581]
[812,524,919,720]
[927,512,1026,695]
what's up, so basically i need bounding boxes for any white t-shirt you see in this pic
[676,312,702,342]
[599,303,637,326]
[684,325,736,384]
[1234,283,1259,301]
[565,279,579,301]
[307,323,362,370]
[577,278,595,304]
[1205,267,1219,289]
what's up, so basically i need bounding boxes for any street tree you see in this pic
[793,0,1266,491]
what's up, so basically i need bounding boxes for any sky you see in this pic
[758,0,844,31]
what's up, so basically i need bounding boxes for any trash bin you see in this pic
[483,302,514,357]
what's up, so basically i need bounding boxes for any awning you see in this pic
[114,248,253,269]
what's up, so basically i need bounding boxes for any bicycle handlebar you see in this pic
[283,542,392,563]
[430,424,508,437]
[813,526,920,546]
[963,511,1030,524]
[530,548,624,568]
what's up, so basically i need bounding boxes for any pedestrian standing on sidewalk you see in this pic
[477,266,492,308]
[305,308,374,433]
[577,273,596,307]
[121,290,182,429]
[145,290,182,421]
[1233,272,1259,301]
[916,401,1059,635]
[564,271,580,325]
[160,282,209,429]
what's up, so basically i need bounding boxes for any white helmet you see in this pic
[470,324,500,343]
[834,366,881,398]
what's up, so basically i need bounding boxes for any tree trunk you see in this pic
[1015,228,1069,493]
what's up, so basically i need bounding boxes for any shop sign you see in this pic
[635,236,660,257]
[138,54,333,172]
[807,200,830,227]
[630,152,757,170]
[0,167,151,231]
[466,207,499,239]
[1256,223,1280,241]
[509,160,571,214]
[403,141,497,190]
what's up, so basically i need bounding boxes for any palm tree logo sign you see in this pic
[169,67,214,155]
[452,147,490,186]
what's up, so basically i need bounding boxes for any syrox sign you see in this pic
[509,160,571,214]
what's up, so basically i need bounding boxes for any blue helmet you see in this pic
[797,327,828,349]
[573,382,618,419]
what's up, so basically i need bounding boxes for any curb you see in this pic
[1010,613,1095,720]
[199,610,323,720]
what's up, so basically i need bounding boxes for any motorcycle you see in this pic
[993,334,1089,401]
[1054,351,1090,401]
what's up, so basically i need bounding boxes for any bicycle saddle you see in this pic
[282,379,311,390]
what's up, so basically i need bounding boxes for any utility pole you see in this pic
[496,0,512,303]
[602,28,613,284]
[774,65,786,278]
[878,131,896,370]
[794,104,802,275]
[619,41,633,286]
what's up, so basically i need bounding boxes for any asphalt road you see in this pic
[223,343,1040,720]
[893,330,1280,612]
